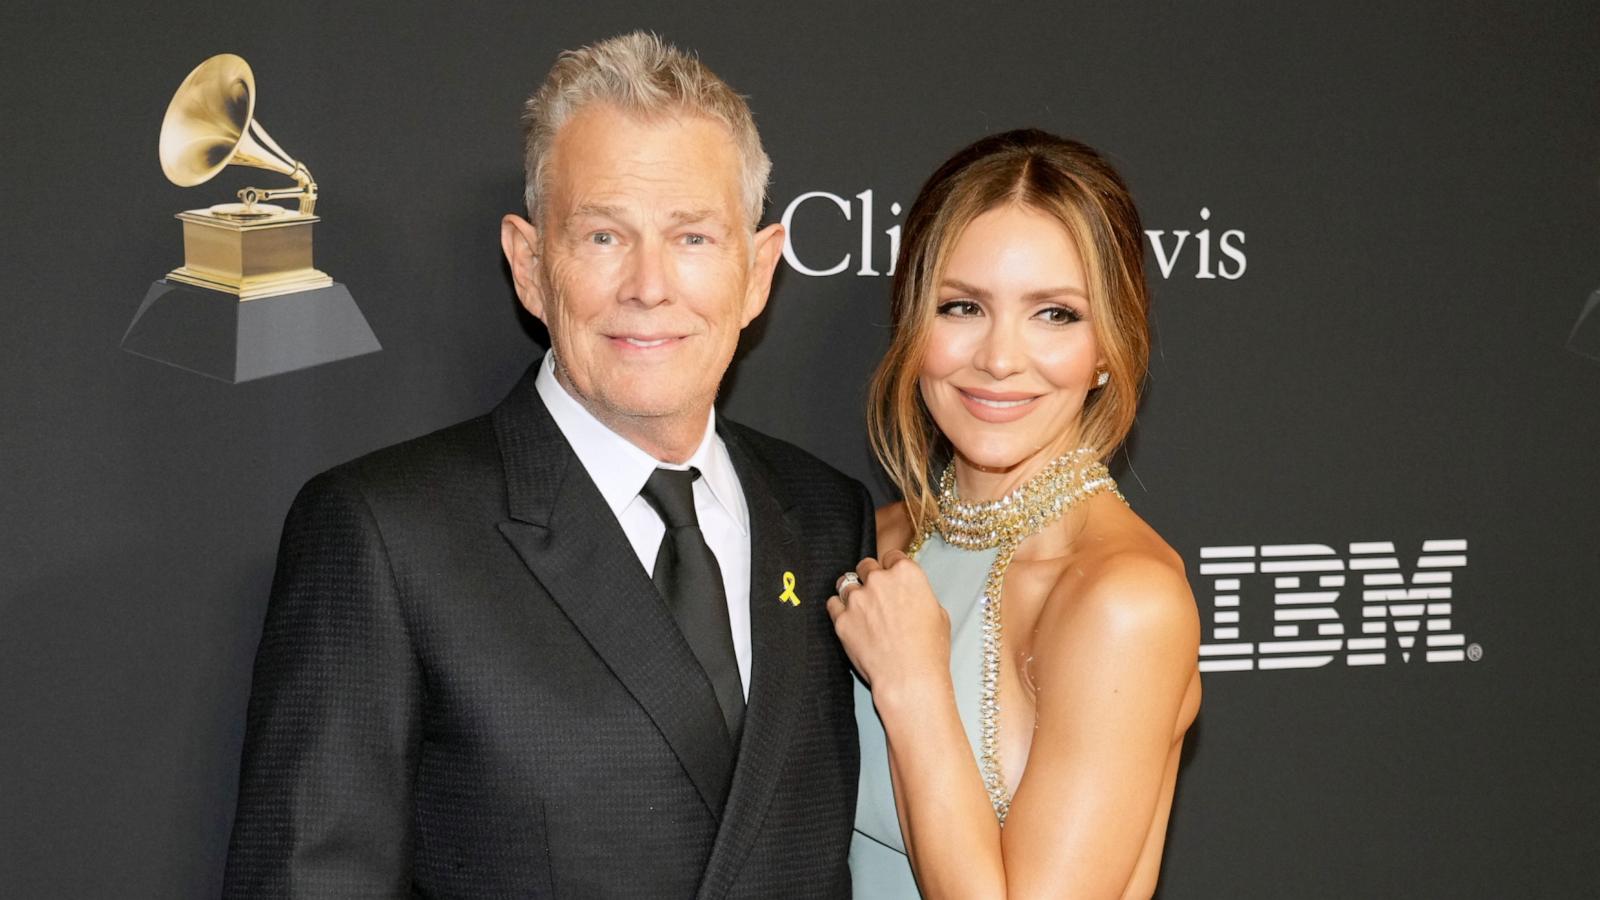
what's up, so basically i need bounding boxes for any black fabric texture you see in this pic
[222,361,875,899]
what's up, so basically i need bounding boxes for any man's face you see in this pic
[502,105,784,453]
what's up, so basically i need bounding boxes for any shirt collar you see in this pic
[534,350,749,534]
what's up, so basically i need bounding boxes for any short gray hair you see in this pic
[520,31,772,227]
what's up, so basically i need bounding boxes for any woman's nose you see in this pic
[973,320,1025,379]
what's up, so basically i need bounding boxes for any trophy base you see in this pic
[166,264,333,301]
[122,279,381,383]
[172,209,331,300]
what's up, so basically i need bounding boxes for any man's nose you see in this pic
[973,320,1025,379]
[620,237,671,307]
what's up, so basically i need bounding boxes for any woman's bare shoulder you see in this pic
[1046,510,1198,648]
[875,501,915,555]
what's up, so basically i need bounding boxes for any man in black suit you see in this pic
[224,32,870,898]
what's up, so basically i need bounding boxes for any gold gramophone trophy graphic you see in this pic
[121,53,379,382]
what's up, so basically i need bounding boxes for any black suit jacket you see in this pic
[224,363,871,898]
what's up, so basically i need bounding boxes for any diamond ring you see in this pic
[836,571,863,600]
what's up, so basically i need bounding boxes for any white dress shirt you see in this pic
[535,350,752,697]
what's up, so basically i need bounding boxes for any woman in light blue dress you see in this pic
[829,130,1202,899]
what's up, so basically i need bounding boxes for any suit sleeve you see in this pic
[857,482,877,562]
[223,473,421,898]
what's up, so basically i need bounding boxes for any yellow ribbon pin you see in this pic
[779,571,800,606]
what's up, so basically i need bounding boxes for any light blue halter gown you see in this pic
[848,534,1000,898]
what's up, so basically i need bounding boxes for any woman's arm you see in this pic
[1001,554,1199,897]
[830,549,1198,899]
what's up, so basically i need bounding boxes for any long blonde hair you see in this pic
[867,129,1150,535]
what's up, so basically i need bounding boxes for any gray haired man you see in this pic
[224,32,870,898]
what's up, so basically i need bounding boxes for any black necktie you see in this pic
[640,467,745,742]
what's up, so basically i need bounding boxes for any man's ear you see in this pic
[501,214,545,319]
[740,222,786,326]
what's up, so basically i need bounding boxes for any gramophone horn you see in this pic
[158,53,316,214]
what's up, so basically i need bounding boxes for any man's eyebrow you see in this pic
[669,208,722,226]
[939,278,1088,301]
[567,203,626,224]
[565,205,724,228]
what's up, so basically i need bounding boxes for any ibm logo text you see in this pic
[1196,540,1474,673]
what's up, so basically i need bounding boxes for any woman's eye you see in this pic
[1037,305,1083,325]
[936,300,981,317]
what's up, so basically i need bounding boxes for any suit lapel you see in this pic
[492,364,735,818]
[697,426,810,900]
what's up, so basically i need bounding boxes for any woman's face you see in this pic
[919,203,1101,476]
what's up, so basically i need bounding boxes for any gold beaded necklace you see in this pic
[907,447,1125,825]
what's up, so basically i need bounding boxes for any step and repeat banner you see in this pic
[4,2,1598,896]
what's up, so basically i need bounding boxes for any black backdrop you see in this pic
[4,2,1599,896]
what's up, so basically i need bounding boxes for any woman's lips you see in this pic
[957,388,1040,423]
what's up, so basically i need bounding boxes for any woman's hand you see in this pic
[827,550,951,698]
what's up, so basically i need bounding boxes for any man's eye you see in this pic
[936,300,981,317]
[589,232,615,245]
[1038,306,1083,325]
[683,233,708,246]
